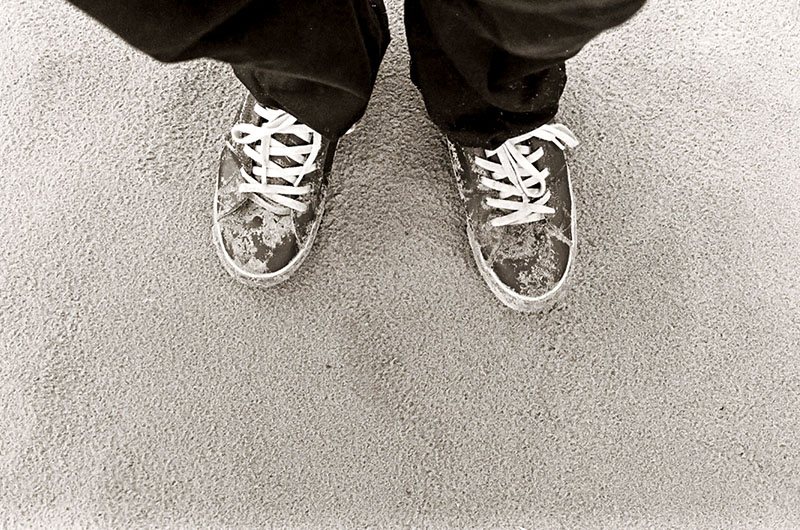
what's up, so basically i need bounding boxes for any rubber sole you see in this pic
[211,197,326,289]
[466,219,575,313]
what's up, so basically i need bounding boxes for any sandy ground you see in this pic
[1,0,799,528]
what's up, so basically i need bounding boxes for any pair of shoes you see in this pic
[212,94,579,312]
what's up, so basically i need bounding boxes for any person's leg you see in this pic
[67,0,390,138]
[406,0,646,311]
[68,0,390,285]
[405,0,645,147]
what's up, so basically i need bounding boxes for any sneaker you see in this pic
[212,94,335,287]
[445,124,579,312]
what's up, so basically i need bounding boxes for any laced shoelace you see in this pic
[475,123,579,227]
[230,104,322,215]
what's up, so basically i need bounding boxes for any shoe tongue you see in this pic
[270,132,308,170]
[254,107,308,171]
[236,113,312,185]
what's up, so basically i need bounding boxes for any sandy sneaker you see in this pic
[445,124,579,312]
[213,94,335,287]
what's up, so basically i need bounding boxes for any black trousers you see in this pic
[68,0,645,147]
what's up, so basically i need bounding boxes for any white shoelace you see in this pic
[230,104,322,215]
[475,124,579,227]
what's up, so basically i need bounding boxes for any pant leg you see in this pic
[405,0,646,147]
[66,0,391,138]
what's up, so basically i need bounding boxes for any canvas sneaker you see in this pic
[213,94,335,287]
[445,124,579,312]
